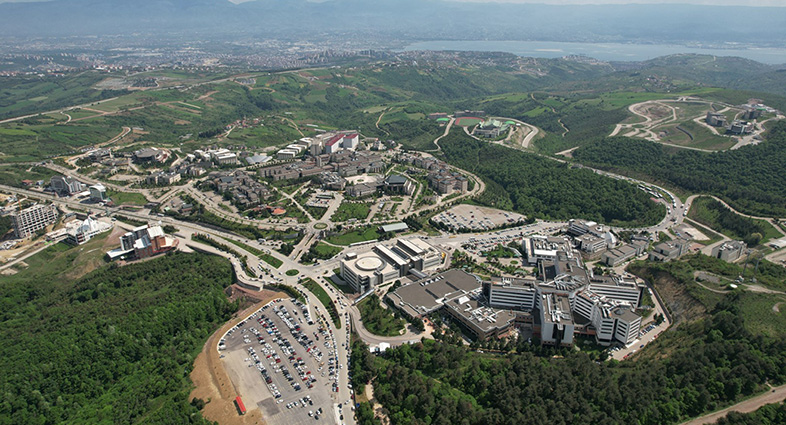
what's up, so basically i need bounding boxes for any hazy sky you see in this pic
[0,0,784,5]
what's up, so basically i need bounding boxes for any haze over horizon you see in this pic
[0,0,784,5]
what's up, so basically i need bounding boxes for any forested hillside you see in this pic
[438,129,665,227]
[0,249,236,424]
[572,121,786,217]
[352,288,786,425]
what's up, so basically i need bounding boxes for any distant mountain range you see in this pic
[1,0,785,47]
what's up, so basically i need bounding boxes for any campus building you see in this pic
[386,269,517,340]
[11,204,59,238]
[711,240,746,262]
[340,238,443,292]
[89,184,108,202]
[106,224,178,261]
[65,216,112,245]
[50,175,86,196]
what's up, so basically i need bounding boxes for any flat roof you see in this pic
[386,269,481,317]
[380,222,409,233]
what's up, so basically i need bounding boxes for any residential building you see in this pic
[11,204,58,238]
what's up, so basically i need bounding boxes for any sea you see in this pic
[402,40,786,65]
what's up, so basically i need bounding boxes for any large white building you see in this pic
[483,245,644,347]
[107,224,178,261]
[65,216,112,245]
[11,204,58,238]
[483,277,538,311]
[50,175,86,196]
[573,290,641,346]
[340,238,443,292]
[89,184,108,202]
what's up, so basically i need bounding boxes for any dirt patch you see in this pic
[189,287,286,425]
[631,266,707,326]
[634,103,672,121]
[174,119,192,125]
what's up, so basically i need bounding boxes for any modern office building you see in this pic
[50,175,86,196]
[387,269,516,340]
[483,277,538,311]
[106,224,178,261]
[540,293,575,347]
[340,238,443,292]
[11,204,58,238]
[65,216,112,245]
[711,240,746,262]
[89,184,108,202]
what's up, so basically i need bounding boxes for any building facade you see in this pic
[11,204,58,238]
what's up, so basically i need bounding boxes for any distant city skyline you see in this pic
[0,0,784,5]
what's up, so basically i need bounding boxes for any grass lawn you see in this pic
[302,278,341,328]
[312,242,343,258]
[324,227,381,246]
[330,202,371,222]
[107,190,147,206]
[260,253,283,269]
[737,292,786,338]
[357,294,406,337]
[222,237,264,257]
[286,269,300,276]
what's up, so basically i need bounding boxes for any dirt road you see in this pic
[681,384,786,425]
[189,288,286,425]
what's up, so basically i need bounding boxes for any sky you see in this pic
[0,0,784,5]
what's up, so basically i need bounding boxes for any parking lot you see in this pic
[220,298,349,425]
[431,204,526,232]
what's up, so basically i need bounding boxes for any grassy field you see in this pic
[676,120,737,150]
[225,121,304,148]
[330,202,371,222]
[302,278,341,328]
[324,227,381,246]
[312,242,343,258]
[107,190,148,206]
[455,117,483,127]
[0,122,121,162]
[357,294,406,337]
[736,292,786,338]
[0,164,58,187]
[260,253,283,268]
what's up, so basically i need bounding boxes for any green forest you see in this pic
[688,197,780,246]
[0,247,236,425]
[572,122,786,217]
[438,129,665,227]
[352,291,786,425]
